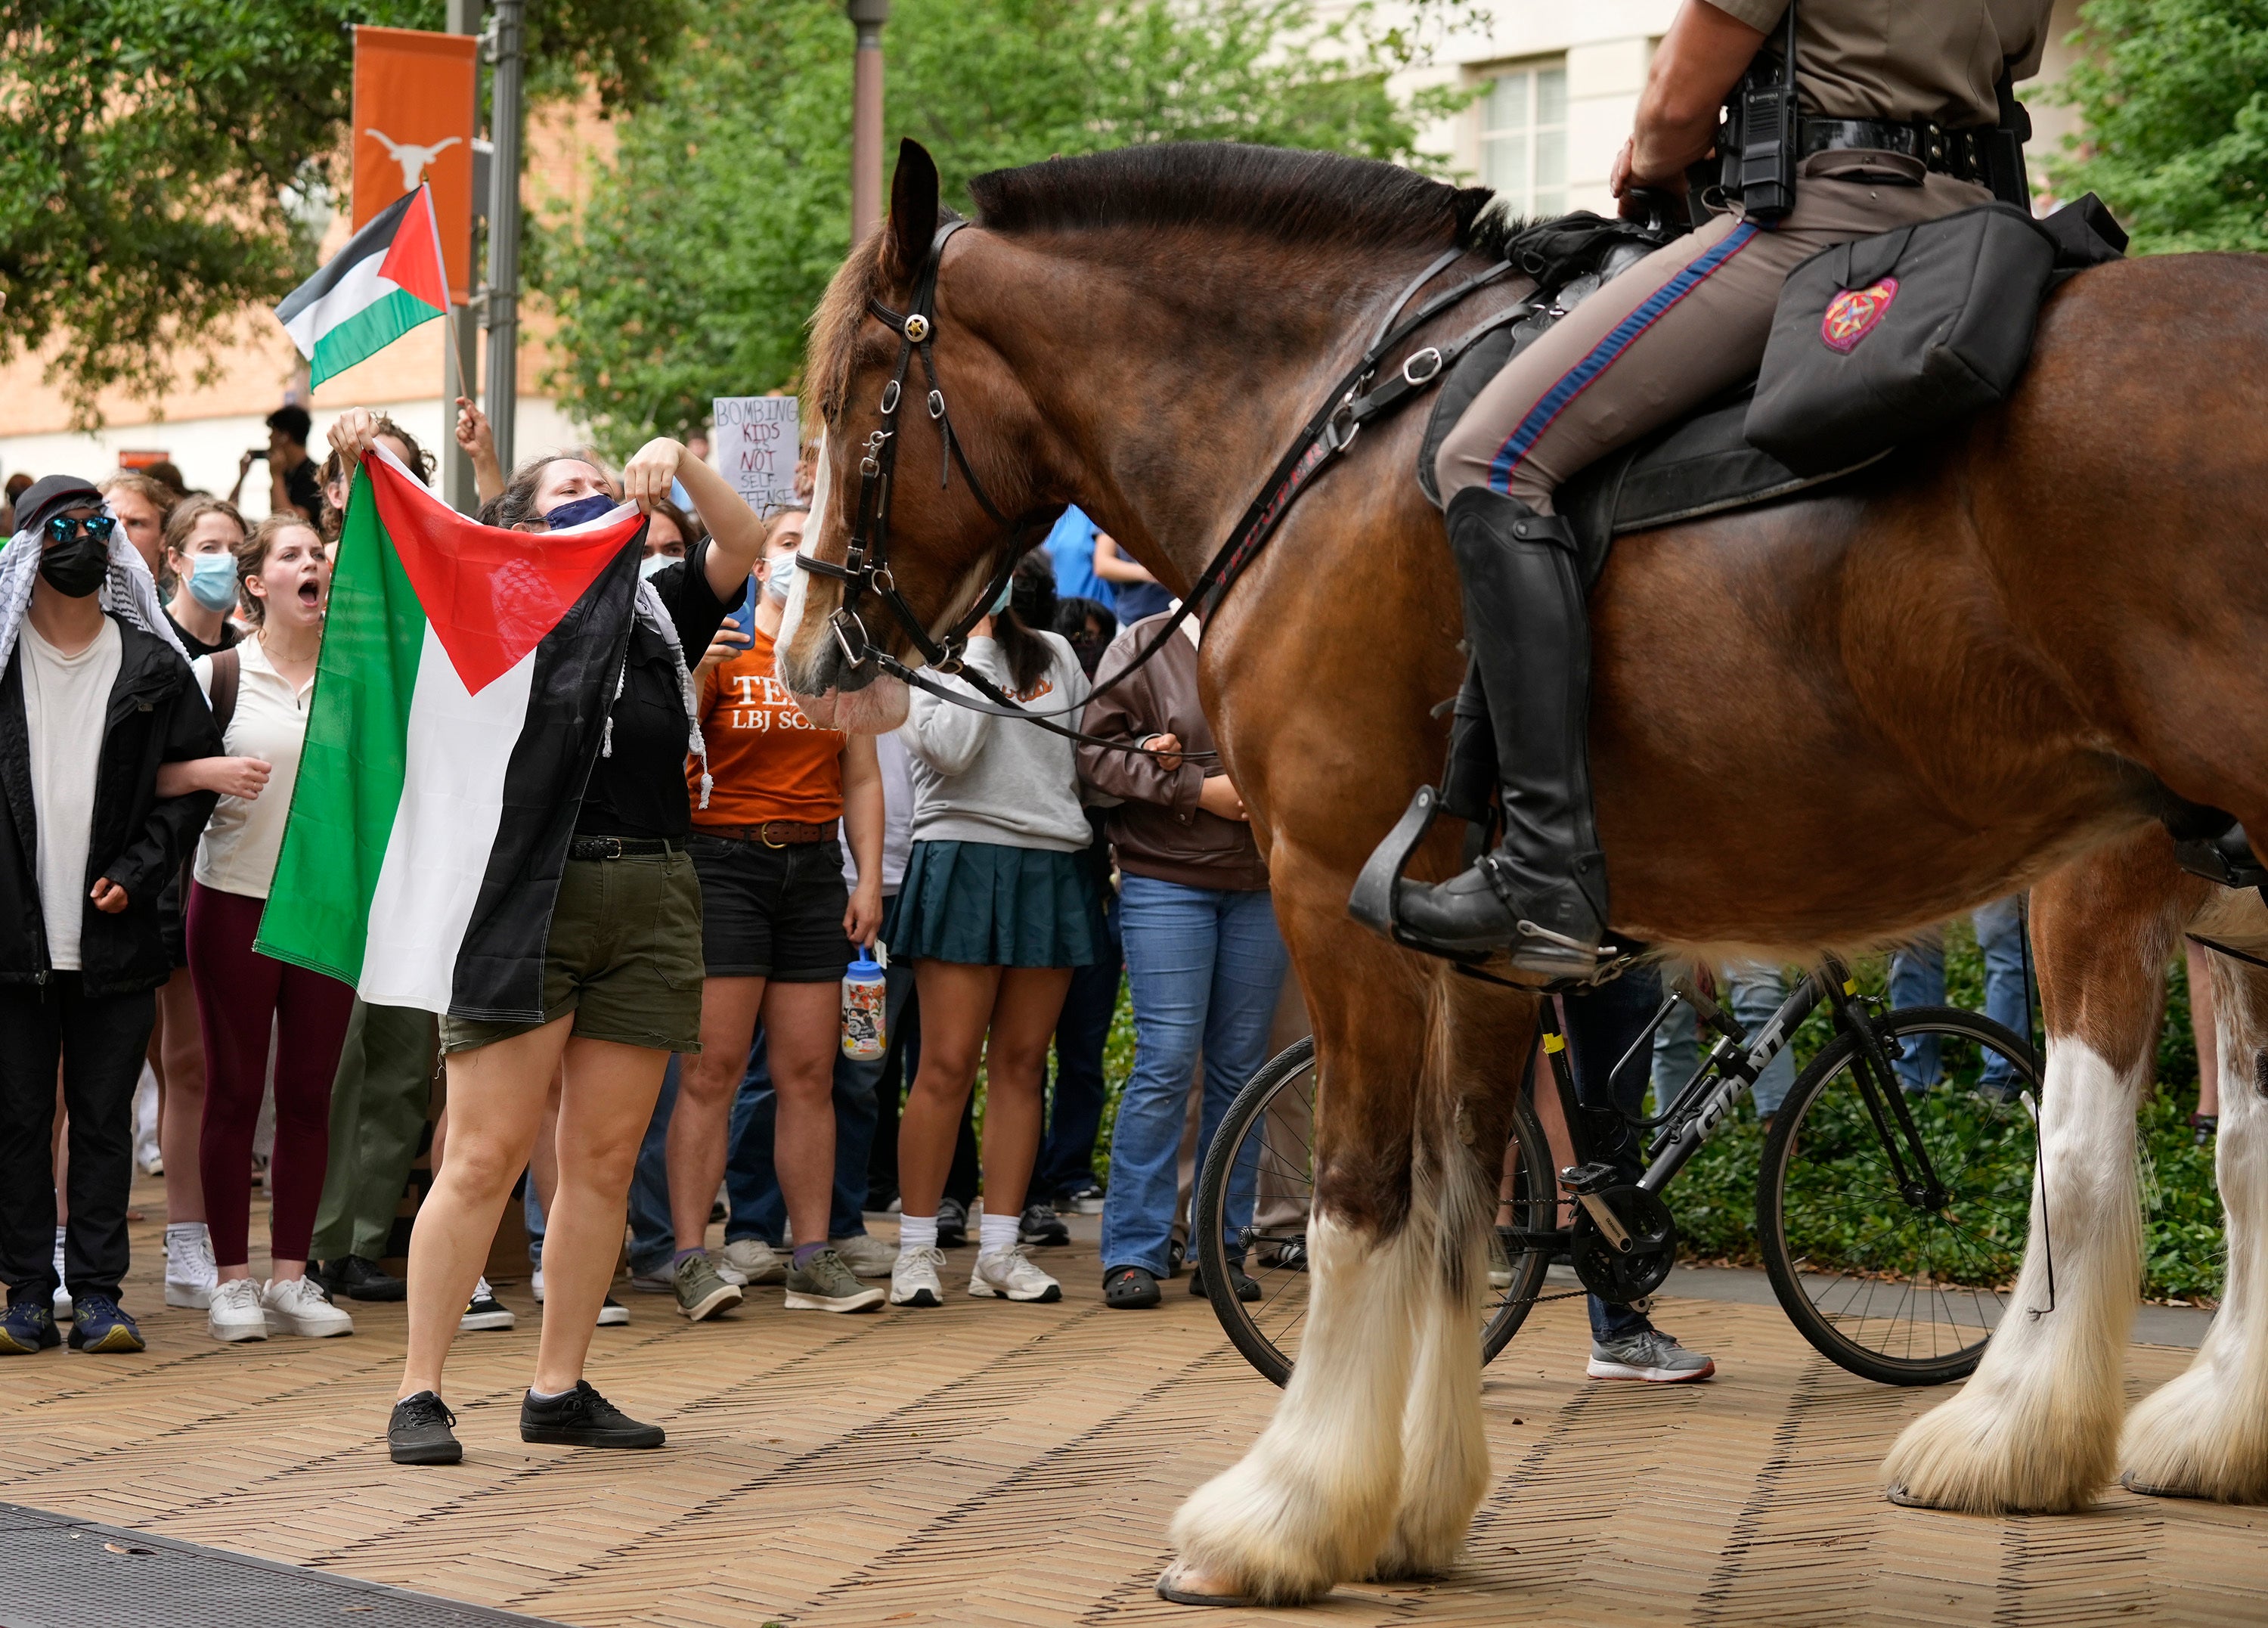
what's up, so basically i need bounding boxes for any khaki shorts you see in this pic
[438,850,705,1055]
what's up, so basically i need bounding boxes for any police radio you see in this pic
[1719,0,1800,223]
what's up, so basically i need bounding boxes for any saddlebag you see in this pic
[1745,202,2057,475]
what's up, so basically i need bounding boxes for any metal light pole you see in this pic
[847,0,889,244]
[444,0,482,512]
[484,0,526,474]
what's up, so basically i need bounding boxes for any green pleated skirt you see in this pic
[883,839,1105,969]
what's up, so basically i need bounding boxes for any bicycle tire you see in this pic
[1756,1005,2040,1386]
[1193,1036,1556,1387]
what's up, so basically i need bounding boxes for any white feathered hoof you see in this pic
[1368,1488,1482,1583]
[1880,1381,2118,1515]
[1164,1444,1401,1606]
[2118,1364,2268,1505]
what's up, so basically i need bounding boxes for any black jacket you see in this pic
[0,616,221,994]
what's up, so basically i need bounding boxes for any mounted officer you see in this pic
[1399,0,2055,974]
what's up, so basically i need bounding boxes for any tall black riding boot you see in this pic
[1394,486,1608,973]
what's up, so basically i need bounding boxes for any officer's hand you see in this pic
[1610,138,1635,200]
[1145,732,1184,774]
[1197,774,1248,823]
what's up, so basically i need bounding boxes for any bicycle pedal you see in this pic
[1558,1161,1620,1195]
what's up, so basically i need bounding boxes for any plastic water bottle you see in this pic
[842,946,886,1060]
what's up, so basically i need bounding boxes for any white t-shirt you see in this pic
[20,619,122,972]
[191,635,314,900]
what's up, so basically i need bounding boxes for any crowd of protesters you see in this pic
[0,402,2187,1458]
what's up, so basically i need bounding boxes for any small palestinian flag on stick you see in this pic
[275,185,450,388]
[256,448,649,1019]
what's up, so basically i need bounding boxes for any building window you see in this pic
[1479,61,1568,218]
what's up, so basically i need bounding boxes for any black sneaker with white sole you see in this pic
[460,1279,515,1332]
[389,1391,462,1465]
[520,1379,665,1449]
[1018,1202,1070,1247]
[935,1196,969,1250]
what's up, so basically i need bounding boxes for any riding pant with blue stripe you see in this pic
[1433,152,1994,515]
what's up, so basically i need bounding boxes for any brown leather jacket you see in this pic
[1076,613,1268,892]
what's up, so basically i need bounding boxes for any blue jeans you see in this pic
[1035,897,1122,1201]
[722,960,916,1245]
[1650,963,1799,1118]
[1889,895,2028,1090]
[529,1056,680,1279]
[1099,877,1287,1278]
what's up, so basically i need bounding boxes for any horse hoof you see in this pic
[1156,1568,1257,1608]
[2119,1470,2213,1502]
[1884,1483,1938,1510]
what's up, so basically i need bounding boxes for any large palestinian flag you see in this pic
[275,186,449,389]
[256,448,647,1019]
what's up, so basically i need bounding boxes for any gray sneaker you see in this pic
[672,1252,743,1322]
[782,1248,885,1313]
[1586,1327,1715,1383]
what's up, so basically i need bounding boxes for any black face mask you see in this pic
[38,529,110,599]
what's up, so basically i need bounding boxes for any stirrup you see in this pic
[2174,823,2268,892]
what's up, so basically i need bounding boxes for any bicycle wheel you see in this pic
[1757,1005,2040,1385]
[1192,1036,1556,1387]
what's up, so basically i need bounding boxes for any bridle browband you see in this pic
[799,216,1527,757]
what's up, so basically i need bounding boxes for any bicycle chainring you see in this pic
[1569,1185,1678,1302]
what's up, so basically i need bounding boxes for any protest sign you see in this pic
[713,395,801,516]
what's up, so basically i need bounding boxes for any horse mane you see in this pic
[810,142,1514,422]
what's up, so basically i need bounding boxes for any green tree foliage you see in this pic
[537,0,1479,457]
[2048,0,2268,251]
[0,0,685,426]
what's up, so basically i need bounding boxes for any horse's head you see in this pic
[780,139,1054,733]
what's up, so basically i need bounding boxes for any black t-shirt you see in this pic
[575,538,732,840]
[283,454,324,526]
[166,612,240,662]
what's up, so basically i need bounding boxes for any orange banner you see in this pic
[352,26,478,304]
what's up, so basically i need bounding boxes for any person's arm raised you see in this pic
[621,437,764,600]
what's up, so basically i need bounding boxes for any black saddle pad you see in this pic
[1557,383,1888,578]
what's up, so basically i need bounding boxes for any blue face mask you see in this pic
[545,492,617,531]
[765,551,799,604]
[187,553,238,612]
[637,552,676,580]
[990,575,1015,616]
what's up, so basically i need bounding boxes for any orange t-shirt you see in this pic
[689,622,847,826]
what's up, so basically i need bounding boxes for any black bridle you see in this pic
[798,217,1528,756]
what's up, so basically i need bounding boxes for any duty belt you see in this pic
[1800,117,1989,184]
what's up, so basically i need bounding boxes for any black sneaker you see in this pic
[1018,1202,1070,1247]
[1190,1262,1261,1303]
[520,1380,665,1449]
[324,1255,407,1302]
[935,1196,968,1250]
[389,1391,462,1465]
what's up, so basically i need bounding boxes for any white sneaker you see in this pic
[718,1238,785,1286]
[888,1246,946,1307]
[262,1275,355,1338]
[208,1277,268,1341]
[969,1245,1062,1304]
[832,1233,897,1279]
[51,1284,73,1322]
[166,1227,218,1309]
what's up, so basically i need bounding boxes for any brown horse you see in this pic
[777,139,2268,1601]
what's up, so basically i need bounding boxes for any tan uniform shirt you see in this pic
[1705,0,2054,128]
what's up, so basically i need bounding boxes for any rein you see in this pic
[800,221,1526,758]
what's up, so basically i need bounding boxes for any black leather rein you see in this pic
[797,219,1527,758]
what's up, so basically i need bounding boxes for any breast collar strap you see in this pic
[799,218,1031,681]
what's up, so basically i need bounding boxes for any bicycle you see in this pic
[1192,954,2040,1388]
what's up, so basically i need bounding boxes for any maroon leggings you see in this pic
[188,882,356,1269]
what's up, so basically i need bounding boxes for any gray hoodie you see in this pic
[900,631,1090,853]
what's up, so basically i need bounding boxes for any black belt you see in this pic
[567,836,683,861]
[1800,117,1989,184]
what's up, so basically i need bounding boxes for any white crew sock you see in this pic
[897,1214,937,1255]
[978,1210,1019,1256]
[53,1226,66,1273]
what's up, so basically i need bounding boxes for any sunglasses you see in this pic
[45,513,116,545]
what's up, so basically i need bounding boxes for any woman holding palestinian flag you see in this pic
[319,410,769,1466]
